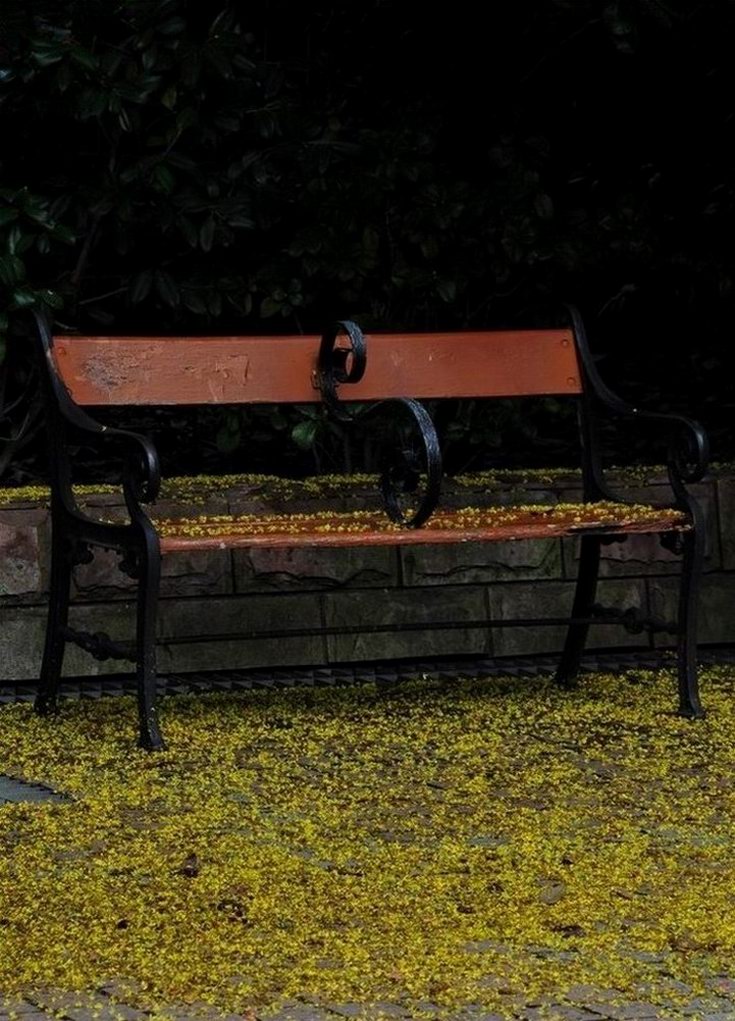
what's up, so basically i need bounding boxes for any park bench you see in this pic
[32,307,709,750]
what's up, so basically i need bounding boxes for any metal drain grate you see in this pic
[2,646,734,705]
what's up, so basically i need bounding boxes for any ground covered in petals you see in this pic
[1,668,734,1016]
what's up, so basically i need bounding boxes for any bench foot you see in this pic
[554,674,579,690]
[678,702,706,721]
[138,713,166,751]
[677,667,705,720]
[35,692,59,716]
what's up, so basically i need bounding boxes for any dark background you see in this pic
[1,1,733,481]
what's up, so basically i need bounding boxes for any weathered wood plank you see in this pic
[158,516,687,553]
[53,330,582,405]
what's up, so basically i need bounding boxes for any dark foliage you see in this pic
[1,1,734,481]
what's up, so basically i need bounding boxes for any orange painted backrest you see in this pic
[52,330,583,405]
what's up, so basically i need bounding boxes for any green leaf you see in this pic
[154,270,179,307]
[182,291,208,314]
[161,85,178,110]
[199,216,215,252]
[534,194,554,219]
[49,223,76,245]
[204,45,233,79]
[141,44,158,71]
[87,307,116,326]
[167,153,198,172]
[11,229,34,256]
[71,47,99,71]
[260,296,281,318]
[232,54,257,73]
[0,208,18,227]
[206,290,222,317]
[158,17,187,36]
[216,411,241,453]
[0,254,25,286]
[178,217,198,247]
[436,279,456,302]
[210,9,236,34]
[31,41,65,66]
[6,224,22,254]
[129,270,153,304]
[153,164,175,194]
[214,113,240,133]
[362,226,379,253]
[176,106,198,132]
[269,409,288,431]
[291,419,318,450]
[11,290,36,309]
[77,88,107,119]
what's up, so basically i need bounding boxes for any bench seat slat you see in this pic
[53,330,582,405]
[155,504,688,553]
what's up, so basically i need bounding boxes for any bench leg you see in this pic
[136,549,166,750]
[35,536,72,716]
[677,526,705,719]
[555,534,601,687]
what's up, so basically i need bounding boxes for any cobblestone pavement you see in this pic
[4,980,735,1021]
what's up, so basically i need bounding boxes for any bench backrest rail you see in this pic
[50,329,582,405]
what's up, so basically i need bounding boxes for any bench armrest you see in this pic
[33,310,161,518]
[65,405,161,506]
[604,406,708,486]
[569,306,709,501]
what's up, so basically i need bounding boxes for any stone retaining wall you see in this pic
[1,469,733,681]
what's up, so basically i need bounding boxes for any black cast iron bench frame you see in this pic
[30,307,709,749]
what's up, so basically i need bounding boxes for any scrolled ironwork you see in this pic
[118,549,140,579]
[662,414,709,485]
[590,603,678,636]
[316,320,367,421]
[69,540,94,566]
[60,626,135,662]
[370,397,443,528]
[315,320,442,527]
[659,530,685,556]
[120,430,161,507]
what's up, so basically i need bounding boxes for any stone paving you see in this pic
[3,768,735,1020]
[3,979,735,1021]
[4,661,735,1021]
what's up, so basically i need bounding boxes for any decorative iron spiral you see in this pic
[316,320,367,422]
[371,397,442,528]
[315,321,442,527]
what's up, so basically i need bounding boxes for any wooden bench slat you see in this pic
[53,330,582,405]
[156,505,688,553]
